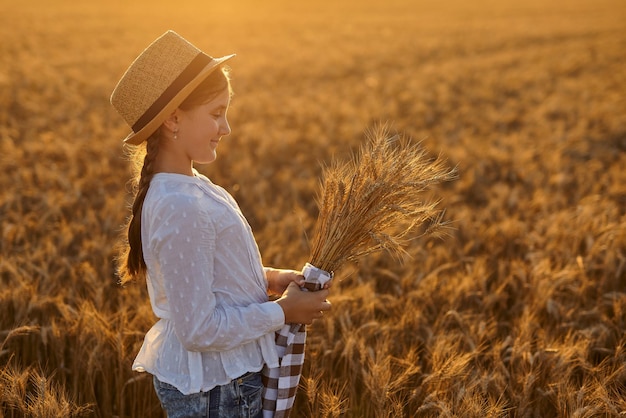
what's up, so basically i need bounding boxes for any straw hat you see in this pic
[111,30,234,145]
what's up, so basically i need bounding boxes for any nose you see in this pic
[220,118,231,137]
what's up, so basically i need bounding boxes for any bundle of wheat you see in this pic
[308,124,457,275]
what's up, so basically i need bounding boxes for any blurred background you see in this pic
[1,0,624,416]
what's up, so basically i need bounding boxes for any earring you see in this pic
[173,128,179,140]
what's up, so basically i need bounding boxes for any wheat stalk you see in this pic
[308,125,457,273]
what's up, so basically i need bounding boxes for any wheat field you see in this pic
[1,0,625,416]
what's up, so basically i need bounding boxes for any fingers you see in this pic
[290,271,305,286]
[313,290,331,313]
[286,281,301,291]
[313,293,331,323]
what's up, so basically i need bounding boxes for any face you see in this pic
[174,88,231,165]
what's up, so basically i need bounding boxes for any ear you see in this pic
[162,110,180,132]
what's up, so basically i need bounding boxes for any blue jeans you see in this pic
[153,372,263,418]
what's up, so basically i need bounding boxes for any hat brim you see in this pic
[122,54,235,145]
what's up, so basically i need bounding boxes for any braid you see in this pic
[117,131,161,284]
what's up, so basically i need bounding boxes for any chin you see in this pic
[196,153,217,165]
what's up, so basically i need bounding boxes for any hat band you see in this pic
[132,52,213,133]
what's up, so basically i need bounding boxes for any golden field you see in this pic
[1,0,625,416]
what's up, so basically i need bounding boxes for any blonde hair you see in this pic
[116,67,231,285]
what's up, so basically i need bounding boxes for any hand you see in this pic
[266,268,305,295]
[276,282,332,325]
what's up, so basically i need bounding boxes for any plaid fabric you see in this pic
[261,264,332,418]
[261,322,306,418]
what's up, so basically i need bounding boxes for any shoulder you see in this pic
[145,174,236,222]
[145,175,209,222]
[194,172,240,209]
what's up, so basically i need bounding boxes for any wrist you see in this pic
[264,267,278,294]
[274,296,289,322]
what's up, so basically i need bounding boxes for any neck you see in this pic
[153,150,194,176]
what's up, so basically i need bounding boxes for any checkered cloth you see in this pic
[261,263,332,418]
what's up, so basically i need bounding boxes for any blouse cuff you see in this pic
[264,301,286,329]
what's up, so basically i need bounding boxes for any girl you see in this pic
[110,30,331,418]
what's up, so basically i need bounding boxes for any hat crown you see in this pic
[110,31,206,128]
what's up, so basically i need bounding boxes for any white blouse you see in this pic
[132,171,284,395]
